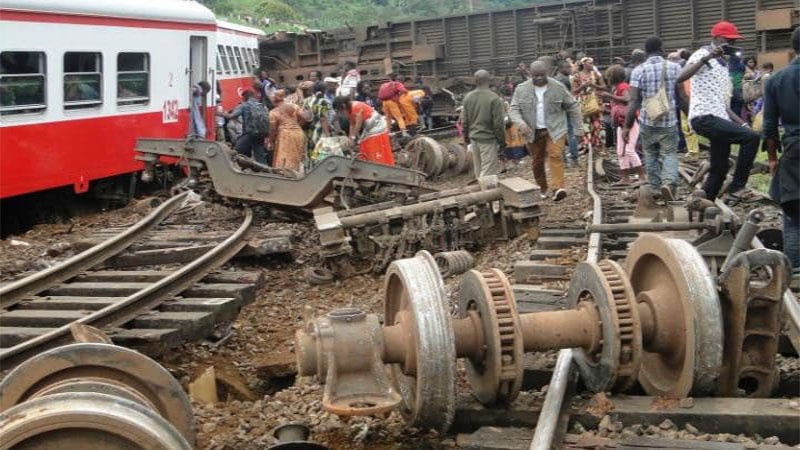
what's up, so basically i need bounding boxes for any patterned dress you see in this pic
[269,102,306,173]
[572,70,606,151]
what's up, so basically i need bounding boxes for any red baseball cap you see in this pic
[711,21,743,39]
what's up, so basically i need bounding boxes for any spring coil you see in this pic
[434,250,475,277]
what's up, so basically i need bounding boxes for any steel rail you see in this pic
[678,162,800,347]
[0,191,190,309]
[530,145,602,450]
[0,208,253,368]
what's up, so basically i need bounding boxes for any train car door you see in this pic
[189,36,210,138]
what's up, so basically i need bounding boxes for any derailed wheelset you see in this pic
[295,234,732,433]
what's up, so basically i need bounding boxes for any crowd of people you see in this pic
[193,64,435,176]
[458,21,798,279]
[189,20,798,282]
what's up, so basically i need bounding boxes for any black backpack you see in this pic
[243,101,269,136]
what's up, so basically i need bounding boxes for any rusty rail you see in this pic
[0,208,253,368]
[0,191,190,309]
[530,144,602,450]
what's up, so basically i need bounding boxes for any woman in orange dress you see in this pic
[332,96,394,165]
[268,89,309,173]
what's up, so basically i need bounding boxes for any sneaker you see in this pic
[660,185,674,202]
[553,188,567,201]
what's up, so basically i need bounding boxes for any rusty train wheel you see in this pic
[625,234,723,397]
[383,250,456,432]
[458,269,524,405]
[0,392,192,449]
[0,343,195,445]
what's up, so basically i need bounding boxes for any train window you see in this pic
[227,46,240,74]
[251,48,260,71]
[64,52,102,109]
[216,53,223,75]
[117,53,149,106]
[218,45,231,74]
[0,51,46,115]
[239,47,250,74]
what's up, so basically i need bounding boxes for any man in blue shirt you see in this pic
[762,27,800,279]
[623,36,682,201]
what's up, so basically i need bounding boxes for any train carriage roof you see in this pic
[217,19,266,37]
[0,0,216,25]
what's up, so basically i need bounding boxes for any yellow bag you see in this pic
[581,92,601,116]
[752,111,763,132]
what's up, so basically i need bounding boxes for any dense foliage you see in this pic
[203,0,550,30]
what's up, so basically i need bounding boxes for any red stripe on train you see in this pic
[0,9,216,31]
[0,110,205,198]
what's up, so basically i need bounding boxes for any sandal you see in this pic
[727,188,762,203]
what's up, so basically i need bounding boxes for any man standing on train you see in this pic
[189,81,211,139]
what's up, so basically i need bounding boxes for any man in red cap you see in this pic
[677,21,761,204]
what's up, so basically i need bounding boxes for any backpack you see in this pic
[378,81,405,101]
[243,100,269,136]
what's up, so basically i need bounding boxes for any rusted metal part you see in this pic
[0,209,253,368]
[304,266,335,285]
[296,308,401,417]
[434,250,475,277]
[625,234,723,397]
[0,191,189,309]
[383,251,456,432]
[566,260,642,393]
[720,209,764,274]
[269,423,329,450]
[314,177,540,273]
[717,249,790,397]
[588,220,716,233]
[396,138,472,178]
[0,343,194,448]
[135,138,426,209]
[457,269,524,406]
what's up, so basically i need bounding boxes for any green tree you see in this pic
[256,0,298,21]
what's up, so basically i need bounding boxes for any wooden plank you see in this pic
[528,250,565,261]
[16,296,123,310]
[109,328,183,346]
[514,261,568,279]
[44,282,255,303]
[0,326,56,347]
[75,270,264,287]
[535,236,586,249]
[0,309,90,327]
[103,245,217,268]
[160,297,240,322]
[457,426,532,450]
[453,397,800,445]
[129,311,214,340]
[563,434,789,450]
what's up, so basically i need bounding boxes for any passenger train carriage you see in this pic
[0,0,263,202]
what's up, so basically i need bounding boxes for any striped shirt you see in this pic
[629,55,682,127]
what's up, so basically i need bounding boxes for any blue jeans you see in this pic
[639,124,679,192]
[565,116,579,161]
[235,133,269,165]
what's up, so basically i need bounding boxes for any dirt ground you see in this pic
[2,151,797,449]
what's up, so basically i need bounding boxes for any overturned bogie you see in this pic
[296,235,732,432]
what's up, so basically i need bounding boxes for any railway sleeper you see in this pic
[294,234,792,433]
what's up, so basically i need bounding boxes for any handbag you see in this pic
[642,60,670,121]
[743,76,763,103]
[581,92,601,116]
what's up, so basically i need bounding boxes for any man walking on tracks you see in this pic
[762,27,800,282]
[222,90,270,165]
[677,21,761,203]
[623,36,683,201]
[461,69,506,179]
[510,61,583,201]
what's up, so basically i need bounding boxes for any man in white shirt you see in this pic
[509,61,583,201]
[338,61,360,98]
[677,20,761,203]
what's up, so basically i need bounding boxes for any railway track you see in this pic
[291,146,799,449]
[0,193,260,369]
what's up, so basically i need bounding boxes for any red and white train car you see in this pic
[0,0,217,200]
[215,20,264,111]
